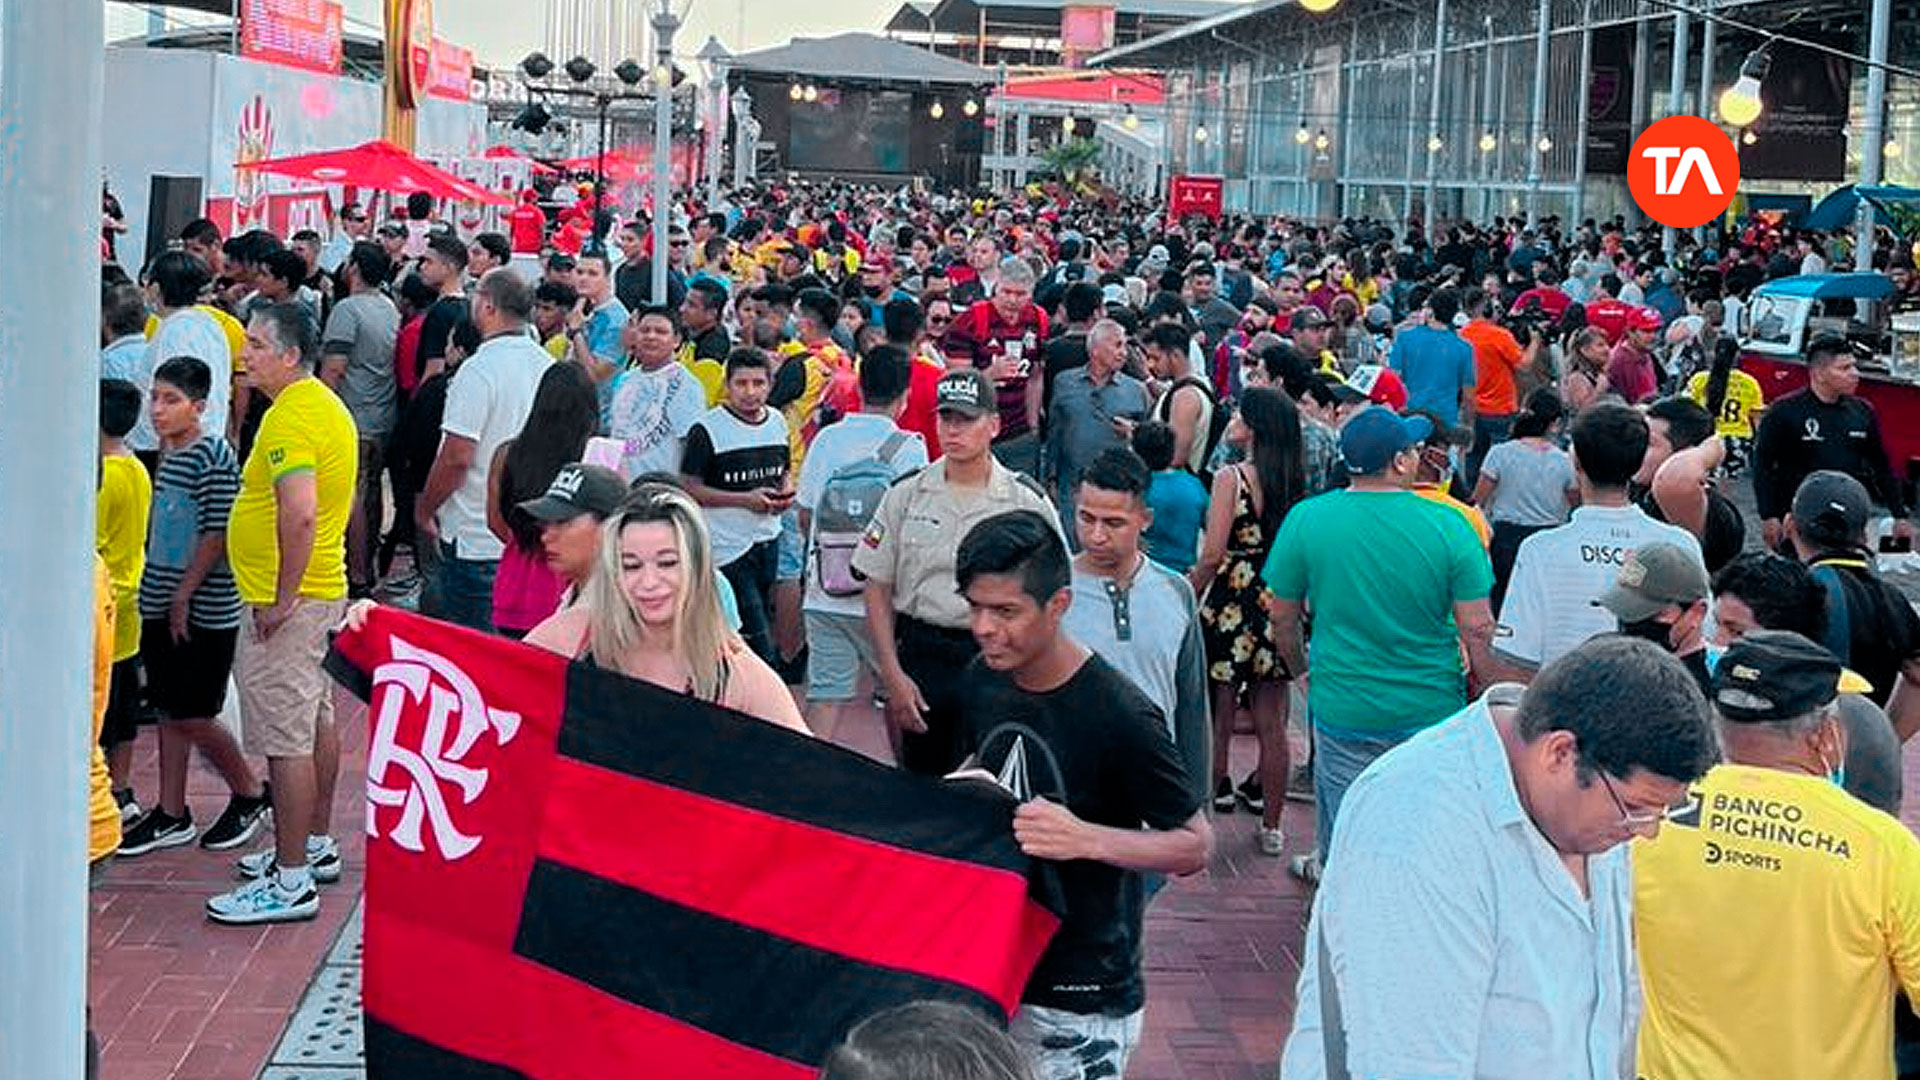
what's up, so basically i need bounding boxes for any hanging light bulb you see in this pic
[803,84,819,103]
[789,83,803,101]
[1123,105,1140,130]
[1062,115,1076,136]
[963,98,979,117]
[1536,134,1554,153]
[1299,0,1340,13]
[1717,48,1769,128]
[1427,133,1444,153]
[1313,128,1330,152]
[1888,139,1904,159]
[1195,123,1210,143]
[1478,129,1498,153]
[930,100,945,119]
[1294,123,1311,145]
[1741,128,1757,145]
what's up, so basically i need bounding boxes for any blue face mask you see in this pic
[1704,645,1724,674]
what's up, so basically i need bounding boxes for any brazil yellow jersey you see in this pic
[1633,764,1920,1080]
[1684,369,1765,439]
[227,378,358,604]
[97,453,151,661]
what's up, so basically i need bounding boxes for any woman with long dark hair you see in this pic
[486,362,600,637]
[1189,386,1305,857]
[1684,335,1765,475]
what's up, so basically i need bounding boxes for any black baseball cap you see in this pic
[935,369,995,419]
[517,464,626,522]
[1290,306,1331,331]
[1791,470,1871,548]
[1712,629,1866,722]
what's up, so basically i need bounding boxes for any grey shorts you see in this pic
[803,610,878,702]
[1010,1004,1143,1080]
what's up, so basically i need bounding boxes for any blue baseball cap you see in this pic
[1338,406,1433,475]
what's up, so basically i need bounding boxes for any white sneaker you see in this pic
[1257,826,1286,857]
[236,836,342,884]
[206,871,319,925]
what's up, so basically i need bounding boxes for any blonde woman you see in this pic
[524,483,806,731]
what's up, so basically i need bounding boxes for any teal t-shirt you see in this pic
[1262,489,1493,735]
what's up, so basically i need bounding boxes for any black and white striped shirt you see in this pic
[139,434,244,629]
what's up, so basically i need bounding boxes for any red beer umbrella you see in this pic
[238,139,510,205]
[483,144,560,174]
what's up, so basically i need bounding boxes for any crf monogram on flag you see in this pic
[327,607,1059,1080]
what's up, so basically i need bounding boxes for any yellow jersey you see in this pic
[677,340,725,407]
[1633,765,1920,1080]
[1684,369,1765,439]
[146,304,245,373]
[227,377,359,604]
[1413,483,1492,548]
[89,556,123,862]
[97,453,151,661]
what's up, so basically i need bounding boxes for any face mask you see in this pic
[1618,616,1675,650]
[1703,645,1723,674]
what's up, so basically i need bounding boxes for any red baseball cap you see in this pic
[1346,365,1409,410]
[1628,306,1664,332]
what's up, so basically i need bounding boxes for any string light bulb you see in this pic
[930,100,945,119]
[1427,134,1443,153]
[802,84,819,103]
[1888,139,1904,159]
[1123,105,1140,130]
[1718,48,1769,128]
[1195,123,1210,143]
[1313,129,1330,152]
[1741,128,1757,145]
[789,83,802,101]
[1536,135,1553,153]
[963,99,978,117]
[1299,0,1340,13]
[1294,123,1311,145]
[1478,130,1498,153]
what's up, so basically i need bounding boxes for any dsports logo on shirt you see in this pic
[1628,115,1741,229]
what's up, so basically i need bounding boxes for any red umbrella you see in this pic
[238,139,510,205]
[483,144,560,174]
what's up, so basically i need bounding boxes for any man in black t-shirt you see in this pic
[1636,396,1745,574]
[951,510,1211,1078]
[414,234,470,383]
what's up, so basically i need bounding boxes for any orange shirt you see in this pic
[1459,318,1524,416]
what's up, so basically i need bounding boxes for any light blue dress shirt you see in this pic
[1282,686,1639,1080]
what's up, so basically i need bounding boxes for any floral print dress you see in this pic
[1199,465,1286,690]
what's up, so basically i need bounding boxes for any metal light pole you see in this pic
[1423,0,1450,239]
[1525,0,1552,226]
[1664,2,1690,255]
[1572,0,1595,226]
[731,86,755,188]
[1856,0,1891,270]
[1695,0,1716,245]
[1,2,103,1076]
[697,36,731,209]
[651,0,681,305]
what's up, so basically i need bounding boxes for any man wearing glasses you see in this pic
[1633,630,1920,1080]
[318,202,369,274]
[1281,635,1718,1080]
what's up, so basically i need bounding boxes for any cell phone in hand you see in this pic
[1880,534,1913,554]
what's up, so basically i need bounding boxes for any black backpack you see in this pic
[1156,376,1231,479]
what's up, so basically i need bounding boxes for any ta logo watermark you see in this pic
[1628,115,1741,229]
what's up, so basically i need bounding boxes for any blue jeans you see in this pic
[721,537,780,665]
[423,542,498,634]
[1314,725,1419,867]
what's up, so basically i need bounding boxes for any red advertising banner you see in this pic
[427,38,474,101]
[1059,6,1116,69]
[1168,174,1223,221]
[240,0,344,75]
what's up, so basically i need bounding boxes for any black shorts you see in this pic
[100,656,143,749]
[139,619,238,721]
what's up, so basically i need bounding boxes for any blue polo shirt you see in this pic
[1389,324,1476,427]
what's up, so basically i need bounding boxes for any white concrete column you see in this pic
[0,2,106,1076]
[1856,0,1891,270]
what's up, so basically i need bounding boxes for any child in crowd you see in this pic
[1133,420,1208,573]
[118,357,272,856]
[97,379,151,821]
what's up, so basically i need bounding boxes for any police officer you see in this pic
[853,369,1060,775]
[1753,335,1913,551]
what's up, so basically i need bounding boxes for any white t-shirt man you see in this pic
[609,361,707,480]
[1496,503,1703,669]
[138,308,233,452]
[795,412,928,617]
[435,331,550,561]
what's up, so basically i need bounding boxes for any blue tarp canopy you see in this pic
[1754,272,1897,301]
[1803,184,1920,231]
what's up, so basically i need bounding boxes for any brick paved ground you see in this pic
[87,680,1919,1080]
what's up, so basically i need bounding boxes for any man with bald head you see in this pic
[1044,318,1152,531]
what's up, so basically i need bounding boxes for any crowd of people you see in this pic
[86,178,1920,1078]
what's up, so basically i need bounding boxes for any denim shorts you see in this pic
[776,508,805,583]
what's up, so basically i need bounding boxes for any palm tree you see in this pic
[1038,137,1102,191]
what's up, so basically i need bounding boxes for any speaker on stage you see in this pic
[145,175,204,266]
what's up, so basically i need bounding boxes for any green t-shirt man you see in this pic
[1263,489,1493,735]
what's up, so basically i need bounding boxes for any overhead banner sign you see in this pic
[426,39,473,101]
[240,0,344,75]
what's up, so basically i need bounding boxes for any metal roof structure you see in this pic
[727,31,993,87]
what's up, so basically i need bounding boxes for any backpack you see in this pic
[813,432,914,597]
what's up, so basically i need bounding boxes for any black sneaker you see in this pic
[1211,777,1236,813]
[200,788,272,852]
[113,788,141,826]
[119,809,197,857]
[1236,776,1267,814]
